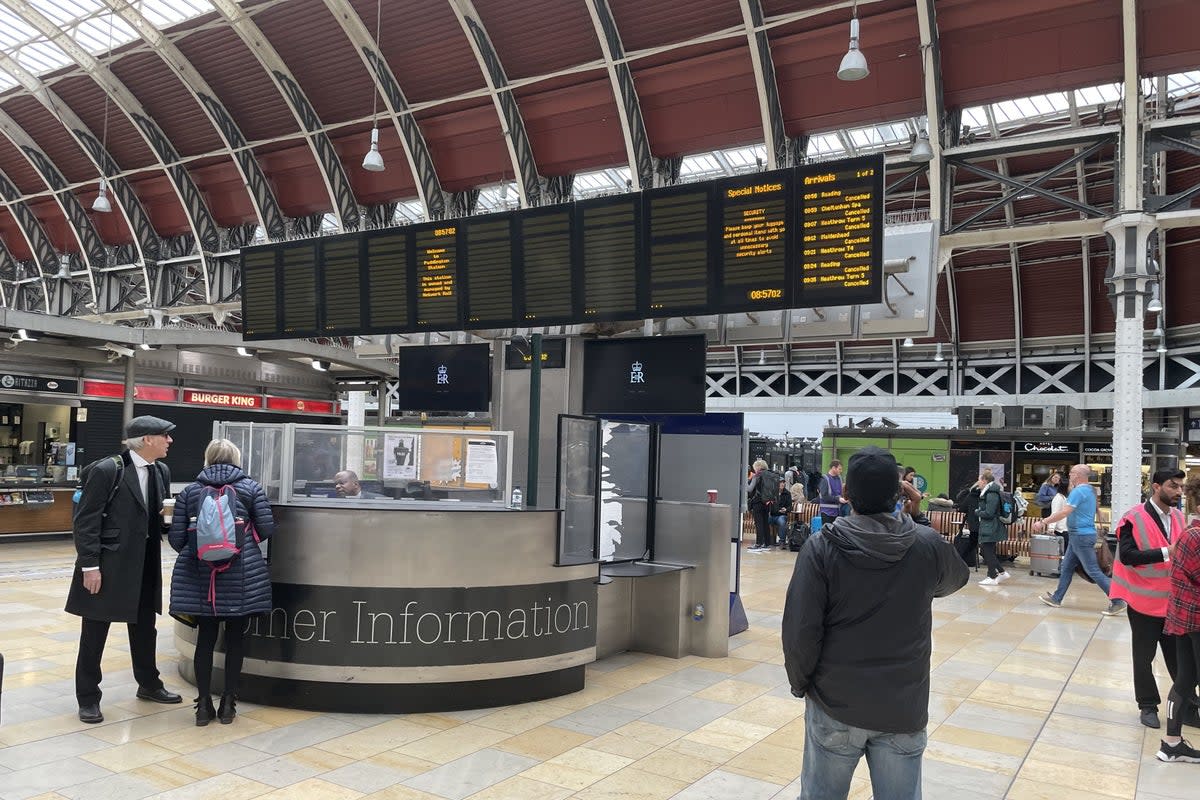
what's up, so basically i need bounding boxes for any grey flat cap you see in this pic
[125,415,176,438]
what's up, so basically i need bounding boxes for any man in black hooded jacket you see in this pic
[783,445,968,800]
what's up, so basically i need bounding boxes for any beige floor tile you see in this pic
[634,749,722,782]
[147,773,276,800]
[688,657,759,675]
[360,788,443,800]
[471,704,569,734]
[694,678,771,705]
[1017,757,1137,798]
[585,664,675,690]
[665,737,740,765]
[239,706,321,726]
[721,741,803,785]
[254,777,364,799]
[147,715,276,754]
[463,775,572,800]
[1006,777,1129,800]
[393,723,511,764]
[683,717,775,753]
[583,732,662,759]
[570,766,690,800]
[969,679,1061,712]
[608,721,688,747]
[314,719,441,759]
[723,694,804,729]
[493,725,593,760]
[79,739,178,771]
[929,723,1030,757]
[520,746,632,790]
[1026,740,1138,776]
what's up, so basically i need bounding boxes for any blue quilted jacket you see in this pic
[168,463,276,617]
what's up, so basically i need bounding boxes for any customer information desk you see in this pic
[172,422,598,712]
[174,501,597,712]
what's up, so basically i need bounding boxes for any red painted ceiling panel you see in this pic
[52,76,156,170]
[0,135,45,194]
[188,157,264,229]
[365,0,486,104]
[939,0,1122,108]
[415,97,511,190]
[633,41,761,158]
[251,145,332,217]
[1140,0,1200,75]
[258,0,374,126]
[112,51,223,158]
[1020,259,1085,339]
[128,172,193,237]
[1165,230,1200,327]
[176,25,297,143]
[1,95,95,185]
[474,0,602,80]
[955,266,1016,343]
[609,0,743,53]
[514,72,626,176]
[328,123,418,207]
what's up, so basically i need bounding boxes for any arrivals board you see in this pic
[796,155,884,306]
[239,153,885,340]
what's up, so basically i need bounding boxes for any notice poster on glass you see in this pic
[465,439,498,488]
[382,433,419,481]
[981,462,1006,487]
[419,435,464,486]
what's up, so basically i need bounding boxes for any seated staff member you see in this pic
[333,470,383,499]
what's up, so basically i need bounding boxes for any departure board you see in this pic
[716,169,790,312]
[464,214,515,327]
[365,230,409,331]
[520,208,573,322]
[414,224,459,328]
[645,185,710,314]
[237,153,888,341]
[578,195,639,320]
[240,246,279,340]
[279,240,318,336]
[796,154,884,306]
[321,234,362,332]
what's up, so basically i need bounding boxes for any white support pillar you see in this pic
[1103,214,1157,516]
[345,391,367,474]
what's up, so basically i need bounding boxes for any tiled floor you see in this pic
[0,537,1195,799]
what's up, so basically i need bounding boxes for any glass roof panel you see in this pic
[0,2,213,81]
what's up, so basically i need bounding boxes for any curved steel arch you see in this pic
[448,0,541,207]
[0,107,101,307]
[2,0,218,301]
[322,0,447,220]
[0,168,54,312]
[739,0,788,170]
[582,0,655,190]
[101,0,287,241]
[209,0,360,232]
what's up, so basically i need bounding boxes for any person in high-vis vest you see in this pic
[1112,468,1187,730]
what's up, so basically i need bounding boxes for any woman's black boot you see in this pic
[217,693,237,724]
[194,696,216,727]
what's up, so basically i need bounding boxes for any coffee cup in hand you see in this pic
[161,497,176,520]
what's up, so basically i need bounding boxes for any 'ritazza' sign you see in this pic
[0,373,78,394]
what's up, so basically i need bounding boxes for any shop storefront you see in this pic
[0,372,81,535]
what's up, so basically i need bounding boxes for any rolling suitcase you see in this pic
[1030,534,1064,578]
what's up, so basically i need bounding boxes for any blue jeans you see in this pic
[771,514,787,544]
[801,699,926,800]
[1051,532,1111,602]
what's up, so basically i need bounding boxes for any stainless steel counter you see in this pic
[174,504,597,713]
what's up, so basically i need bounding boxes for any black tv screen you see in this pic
[582,335,707,415]
[395,344,492,412]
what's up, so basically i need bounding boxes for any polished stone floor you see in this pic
[0,537,1194,799]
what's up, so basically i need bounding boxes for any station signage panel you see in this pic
[0,373,78,394]
[82,380,179,402]
[265,396,338,415]
[1014,441,1077,454]
[240,153,886,340]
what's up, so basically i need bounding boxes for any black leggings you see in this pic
[981,542,1003,578]
[194,617,246,698]
[1167,631,1200,737]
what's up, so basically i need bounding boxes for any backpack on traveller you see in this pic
[72,455,124,512]
[192,484,252,613]
[998,490,1029,525]
[755,470,780,508]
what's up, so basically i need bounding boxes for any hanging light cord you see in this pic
[371,0,382,125]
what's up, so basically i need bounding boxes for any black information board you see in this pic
[240,245,279,339]
[796,155,884,306]
[239,153,885,340]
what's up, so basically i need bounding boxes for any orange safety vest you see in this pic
[1109,502,1184,616]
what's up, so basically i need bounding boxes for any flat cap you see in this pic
[125,415,176,438]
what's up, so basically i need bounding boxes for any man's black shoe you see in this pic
[136,687,183,704]
[1141,708,1161,729]
[79,704,103,724]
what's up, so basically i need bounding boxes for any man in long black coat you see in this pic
[65,415,183,723]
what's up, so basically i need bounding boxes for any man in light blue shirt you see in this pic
[1034,463,1126,615]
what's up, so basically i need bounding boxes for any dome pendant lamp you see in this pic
[362,0,386,173]
[837,3,869,81]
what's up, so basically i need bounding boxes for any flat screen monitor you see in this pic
[395,343,492,412]
[582,335,707,415]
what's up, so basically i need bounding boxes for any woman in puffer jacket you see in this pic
[169,438,275,727]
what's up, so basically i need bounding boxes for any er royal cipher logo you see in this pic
[436,364,449,385]
[630,361,645,384]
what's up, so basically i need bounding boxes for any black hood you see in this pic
[822,512,919,568]
[196,463,246,486]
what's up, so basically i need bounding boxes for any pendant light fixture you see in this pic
[934,342,944,361]
[902,337,914,348]
[362,0,386,172]
[837,1,869,81]
[909,131,934,163]
[1146,281,1162,314]
[92,12,115,213]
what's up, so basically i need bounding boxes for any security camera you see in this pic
[103,342,136,358]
